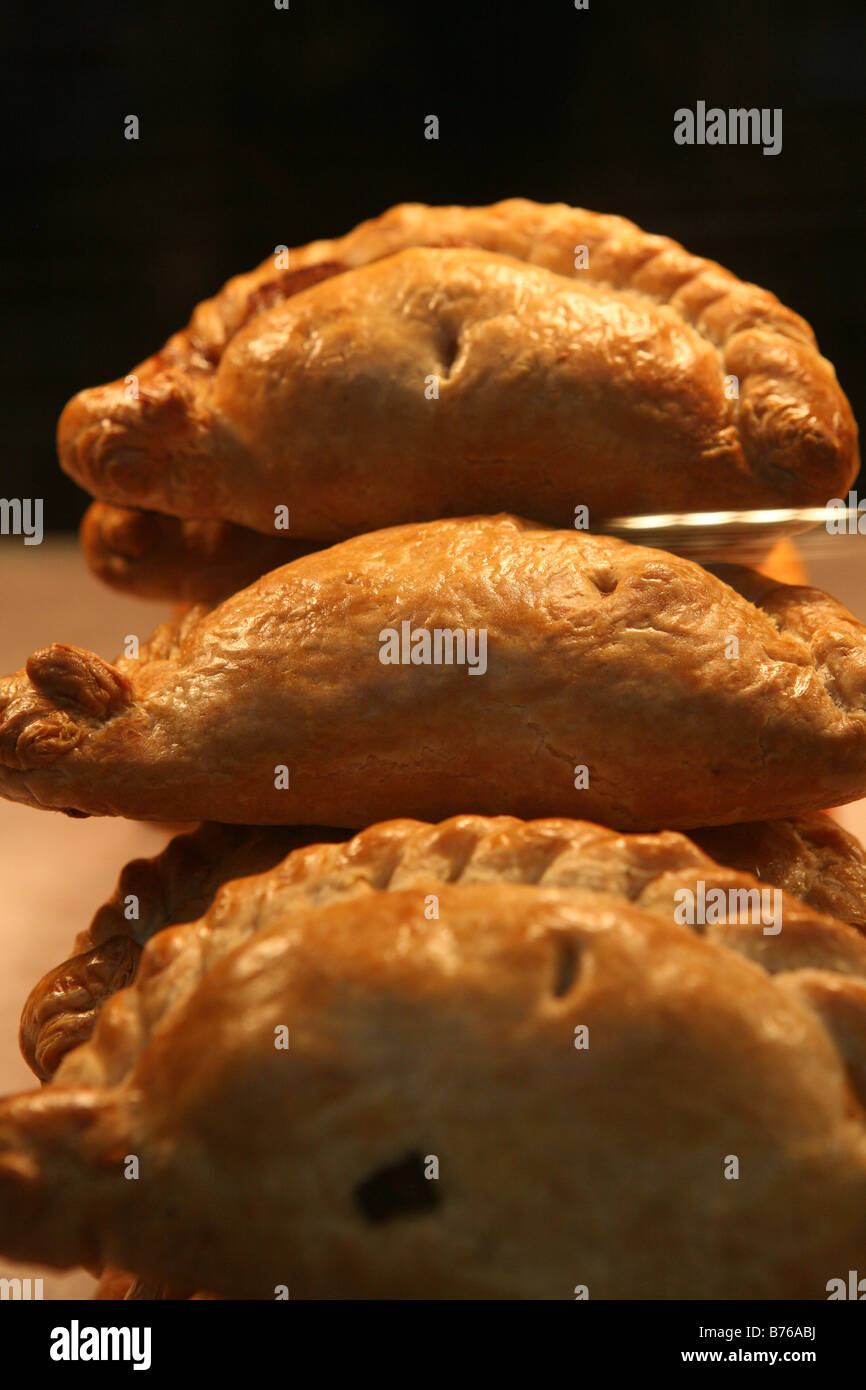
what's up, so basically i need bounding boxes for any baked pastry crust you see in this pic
[80,508,809,606]
[80,501,311,602]
[2,516,865,827]
[693,813,866,933]
[20,822,348,1079]
[3,873,866,1297]
[58,200,858,539]
[21,813,866,1085]
[14,815,717,1080]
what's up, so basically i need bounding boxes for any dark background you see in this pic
[3,0,864,529]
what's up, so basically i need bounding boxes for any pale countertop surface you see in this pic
[0,533,864,1300]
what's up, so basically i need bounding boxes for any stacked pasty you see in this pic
[2,517,866,828]
[5,818,866,1298]
[1,200,863,1300]
[59,199,857,596]
[19,814,866,1086]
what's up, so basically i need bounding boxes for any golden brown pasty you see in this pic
[22,813,866,1086]
[694,813,866,933]
[2,516,865,828]
[79,510,810,606]
[3,868,866,1298]
[20,821,349,1079]
[80,501,312,603]
[10,814,740,1080]
[58,200,858,545]
[80,510,811,606]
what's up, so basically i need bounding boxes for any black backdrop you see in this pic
[3,0,864,529]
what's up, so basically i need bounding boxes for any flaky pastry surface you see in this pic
[2,516,866,828]
[3,872,866,1297]
[20,813,866,1087]
[58,200,858,543]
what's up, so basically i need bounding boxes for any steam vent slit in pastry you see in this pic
[57,200,858,544]
[2,515,866,828]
